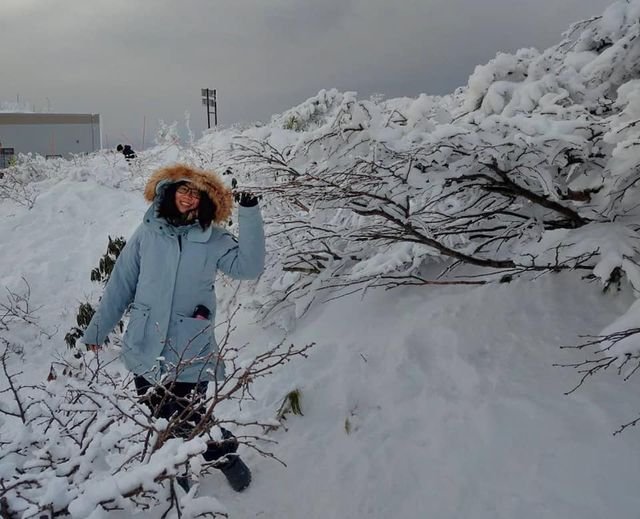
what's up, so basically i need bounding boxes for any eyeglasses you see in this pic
[176,185,202,199]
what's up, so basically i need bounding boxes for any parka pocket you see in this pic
[123,302,150,351]
[174,314,212,362]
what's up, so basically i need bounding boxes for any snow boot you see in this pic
[203,427,239,462]
[217,454,251,492]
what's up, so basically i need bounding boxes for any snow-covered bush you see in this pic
[65,236,127,350]
[274,89,346,132]
[200,1,640,334]
[0,284,313,517]
[1,345,229,518]
[156,120,181,147]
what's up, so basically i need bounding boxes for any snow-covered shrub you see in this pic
[274,88,346,132]
[0,292,313,517]
[65,236,127,350]
[0,167,38,209]
[283,115,302,131]
[1,345,229,518]
[199,0,640,332]
[156,120,181,147]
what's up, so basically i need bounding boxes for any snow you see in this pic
[518,222,640,289]
[1,166,640,518]
[3,1,640,517]
[207,270,640,519]
[599,298,640,358]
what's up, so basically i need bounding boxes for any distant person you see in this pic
[116,143,136,161]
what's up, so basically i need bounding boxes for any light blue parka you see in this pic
[83,167,265,383]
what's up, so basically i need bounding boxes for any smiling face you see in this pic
[174,183,201,214]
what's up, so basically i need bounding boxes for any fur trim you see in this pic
[144,164,233,223]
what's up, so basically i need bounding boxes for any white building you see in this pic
[0,113,101,164]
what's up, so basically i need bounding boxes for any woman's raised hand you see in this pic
[234,192,259,207]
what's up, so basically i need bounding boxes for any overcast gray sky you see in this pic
[1,0,611,150]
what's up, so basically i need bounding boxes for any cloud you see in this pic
[0,0,613,149]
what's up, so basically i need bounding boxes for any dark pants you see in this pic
[134,375,236,462]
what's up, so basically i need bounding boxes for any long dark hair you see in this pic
[157,181,216,229]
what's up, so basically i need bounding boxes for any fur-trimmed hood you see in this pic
[144,164,233,223]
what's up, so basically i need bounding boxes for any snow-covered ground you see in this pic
[2,171,640,518]
[223,273,640,519]
[4,1,640,516]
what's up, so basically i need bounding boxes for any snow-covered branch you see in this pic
[0,289,313,518]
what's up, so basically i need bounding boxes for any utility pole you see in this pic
[201,88,218,129]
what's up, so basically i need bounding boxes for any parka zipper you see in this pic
[178,234,182,251]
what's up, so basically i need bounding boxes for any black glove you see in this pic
[235,192,259,207]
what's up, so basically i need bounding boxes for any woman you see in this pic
[83,164,265,492]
